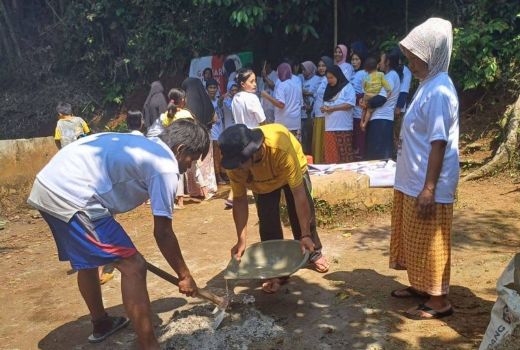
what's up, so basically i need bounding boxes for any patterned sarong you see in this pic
[324,131,353,164]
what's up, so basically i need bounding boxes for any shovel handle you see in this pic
[146,262,224,307]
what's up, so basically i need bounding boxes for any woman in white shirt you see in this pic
[320,65,356,164]
[312,56,333,164]
[390,18,458,320]
[334,44,354,82]
[365,50,402,160]
[261,63,303,139]
[300,61,322,155]
[350,50,369,160]
[231,68,267,128]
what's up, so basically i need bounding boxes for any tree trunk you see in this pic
[0,0,22,60]
[463,94,520,181]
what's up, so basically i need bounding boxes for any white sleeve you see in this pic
[423,90,453,143]
[250,94,266,123]
[148,172,177,219]
[273,82,286,104]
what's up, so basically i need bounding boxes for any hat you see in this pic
[218,124,264,170]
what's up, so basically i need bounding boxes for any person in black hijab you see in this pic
[143,81,167,129]
[181,77,215,130]
[323,65,348,102]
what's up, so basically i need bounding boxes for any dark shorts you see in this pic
[41,211,137,270]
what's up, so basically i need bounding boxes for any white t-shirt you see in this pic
[338,62,354,82]
[394,72,459,203]
[351,70,369,119]
[323,83,356,131]
[371,70,401,121]
[28,133,179,221]
[302,75,322,118]
[313,77,328,118]
[400,66,412,93]
[232,91,266,128]
[273,79,303,130]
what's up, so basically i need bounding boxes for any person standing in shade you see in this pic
[232,68,267,128]
[321,65,356,164]
[312,56,334,164]
[350,51,369,160]
[143,81,167,130]
[261,63,303,140]
[300,61,322,155]
[218,123,330,294]
[390,18,458,320]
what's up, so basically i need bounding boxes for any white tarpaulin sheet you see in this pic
[308,160,396,187]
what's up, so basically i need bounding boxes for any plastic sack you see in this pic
[479,253,520,349]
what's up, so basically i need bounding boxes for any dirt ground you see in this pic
[1,175,520,350]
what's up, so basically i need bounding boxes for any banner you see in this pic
[189,52,253,94]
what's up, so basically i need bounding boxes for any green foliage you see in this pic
[451,0,520,91]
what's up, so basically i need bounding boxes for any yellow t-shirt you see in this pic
[54,116,90,147]
[228,124,308,197]
[363,71,392,96]
[159,108,194,128]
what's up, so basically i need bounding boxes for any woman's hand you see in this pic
[230,238,246,261]
[320,105,331,114]
[416,187,435,219]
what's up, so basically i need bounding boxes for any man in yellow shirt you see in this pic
[219,123,329,293]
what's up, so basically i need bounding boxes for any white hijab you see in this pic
[399,18,453,80]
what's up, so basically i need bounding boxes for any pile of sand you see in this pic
[159,303,285,350]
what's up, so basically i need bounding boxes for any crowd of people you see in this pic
[31,17,459,349]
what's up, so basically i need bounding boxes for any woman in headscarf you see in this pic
[143,81,167,129]
[300,61,321,155]
[181,77,218,200]
[334,44,354,82]
[320,65,356,164]
[389,18,458,320]
[350,49,369,160]
[261,63,303,139]
[312,56,334,163]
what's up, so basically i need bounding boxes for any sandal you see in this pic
[391,287,427,299]
[311,256,330,273]
[88,314,130,343]
[224,199,233,209]
[99,272,114,285]
[261,277,289,294]
[404,304,454,320]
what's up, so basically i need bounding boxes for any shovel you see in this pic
[146,262,229,329]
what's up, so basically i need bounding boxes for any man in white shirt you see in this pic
[27,120,210,349]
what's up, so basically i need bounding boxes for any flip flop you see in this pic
[224,199,233,209]
[261,277,289,294]
[88,315,130,343]
[404,303,454,320]
[391,287,427,299]
[311,256,330,273]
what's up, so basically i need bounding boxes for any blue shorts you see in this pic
[41,211,137,270]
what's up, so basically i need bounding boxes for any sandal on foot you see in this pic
[88,314,130,343]
[99,272,114,285]
[224,199,233,209]
[391,287,427,299]
[311,256,330,273]
[261,277,289,294]
[404,304,454,320]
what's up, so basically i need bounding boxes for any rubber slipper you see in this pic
[404,303,454,320]
[391,287,427,299]
[99,272,114,285]
[224,199,233,209]
[311,256,330,273]
[88,315,130,343]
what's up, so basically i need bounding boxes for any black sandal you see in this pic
[88,314,130,343]
[405,303,454,320]
[390,287,427,299]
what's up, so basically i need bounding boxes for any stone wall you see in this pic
[0,137,57,212]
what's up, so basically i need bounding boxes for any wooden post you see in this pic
[333,0,338,47]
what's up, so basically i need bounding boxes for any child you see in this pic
[360,57,392,131]
[54,102,90,149]
[126,110,145,135]
[206,79,226,185]
[146,89,192,137]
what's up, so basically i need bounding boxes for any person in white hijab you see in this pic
[389,18,459,320]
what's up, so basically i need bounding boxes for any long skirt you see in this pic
[390,190,453,296]
[365,119,394,160]
[352,117,366,161]
[312,117,325,164]
[324,131,354,164]
[187,142,217,197]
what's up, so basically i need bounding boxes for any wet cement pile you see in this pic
[160,294,285,350]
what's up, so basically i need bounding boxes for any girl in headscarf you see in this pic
[300,61,321,155]
[320,65,356,164]
[143,81,167,129]
[312,56,334,163]
[350,50,369,160]
[182,77,218,200]
[389,18,458,320]
[334,44,354,82]
[261,63,303,139]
